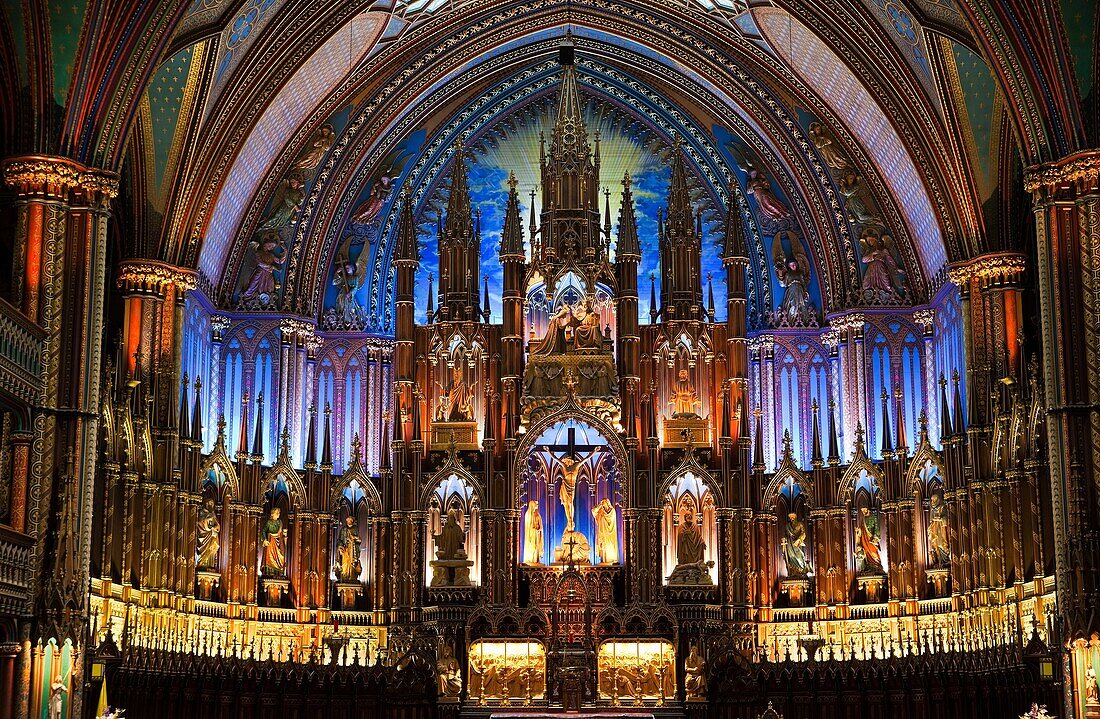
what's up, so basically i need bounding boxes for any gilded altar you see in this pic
[467,640,547,703]
[597,640,676,704]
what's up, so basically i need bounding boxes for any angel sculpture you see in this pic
[859,228,902,300]
[808,122,849,170]
[256,176,305,233]
[332,239,369,326]
[351,169,396,227]
[839,172,881,227]
[738,161,790,223]
[293,123,335,174]
[240,233,285,302]
[772,230,814,325]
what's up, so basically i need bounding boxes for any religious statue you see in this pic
[668,369,700,418]
[782,511,810,579]
[434,508,468,560]
[592,498,619,564]
[523,500,544,565]
[684,644,707,700]
[331,246,367,327]
[533,303,574,356]
[1086,662,1099,704]
[859,228,902,299]
[559,456,581,533]
[668,508,713,585]
[808,121,849,170]
[256,176,305,233]
[856,505,884,574]
[839,171,881,227]
[350,170,396,226]
[771,230,814,326]
[196,498,220,569]
[927,490,950,568]
[555,455,592,564]
[48,675,66,719]
[740,163,790,222]
[571,297,603,351]
[437,363,475,421]
[436,641,463,698]
[261,507,288,577]
[293,123,335,174]
[240,234,285,302]
[333,515,362,582]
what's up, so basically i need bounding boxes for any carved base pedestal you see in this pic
[1086,699,1100,719]
[196,570,220,600]
[430,558,474,587]
[667,561,714,586]
[663,417,709,447]
[430,421,478,450]
[857,574,886,602]
[262,577,290,605]
[335,581,363,609]
[926,568,950,597]
[553,530,592,565]
[780,578,811,607]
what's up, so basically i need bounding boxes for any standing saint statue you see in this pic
[196,498,221,569]
[781,511,809,579]
[333,515,363,581]
[856,505,884,574]
[261,507,288,577]
[808,122,849,170]
[436,641,463,698]
[592,498,618,564]
[668,507,713,585]
[668,369,700,418]
[523,499,544,565]
[48,675,67,719]
[859,229,901,298]
[927,490,950,567]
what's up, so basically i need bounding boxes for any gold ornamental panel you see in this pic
[597,639,676,704]
[467,640,546,703]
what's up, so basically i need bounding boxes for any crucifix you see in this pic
[542,426,601,544]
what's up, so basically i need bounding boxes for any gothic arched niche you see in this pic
[425,471,481,588]
[662,471,718,586]
[520,418,622,567]
[775,475,812,585]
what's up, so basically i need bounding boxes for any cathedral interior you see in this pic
[0,1,1098,718]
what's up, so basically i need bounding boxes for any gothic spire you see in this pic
[894,385,908,451]
[723,200,748,261]
[810,399,823,467]
[617,172,640,258]
[321,403,333,469]
[879,389,893,456]
[500,173,525,258]
[304,402,317,470]
[939,374,953,439]
[395,195,419,264]
[952,369,966,434]
[827,398,840,464]
[191,377,204,444]
[251,392,265,460]
[237,392,250,459]
[752,407,765,470]
[178,374,190,440]
[443,145,472,242]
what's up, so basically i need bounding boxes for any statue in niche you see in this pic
[592,498,619,564]
[555,456,592,564]
[771,230,815,326]
[437,363,476,422]
[240,233,285,302]
[48,675,67,719]
[668,507,713,585]
[196,498,221,569]
[523,499,544,565]
[572,297,603,351]
[1086,662,1098,704]
[859,228,902,299]
[855,505,884,574]
[740,163,791,222]
[436,641,462,698]
[261,507,288,577]
[293,124,335,174]
[533,303,574,356]
[257,176,305,233]
[333,515,363,582]
[839,171,881,227]
[927,490,950,568]
[782,511,810,579]
[808,122,849,170]
[434,508,468,561]
[684,644,707,700]
[668,369,700,418]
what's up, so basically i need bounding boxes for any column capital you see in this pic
[1024,149,1100,196]
[116,260,197,295]
[947,252,1026,288]
[2,154,118,202]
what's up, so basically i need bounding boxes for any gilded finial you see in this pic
[508,171,517,190]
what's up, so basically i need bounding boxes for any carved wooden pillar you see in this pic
[1025,151,1100,718]
[7,431,31,534]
